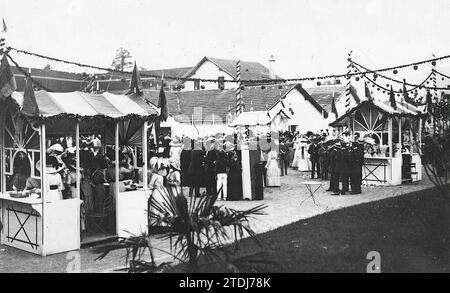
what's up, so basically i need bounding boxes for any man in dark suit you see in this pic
[350,134,365,194]
[328,139,342,195]
[340,132,353,195]
[188,139,205,197]
[308,136,320,179]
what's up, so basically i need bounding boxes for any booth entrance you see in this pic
[330,100,425,186]
[0,88,157,256]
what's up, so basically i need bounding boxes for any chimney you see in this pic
[269,55,276,79]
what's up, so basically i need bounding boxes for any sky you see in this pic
[2,0,450,87]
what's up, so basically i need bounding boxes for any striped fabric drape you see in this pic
[235,60,242,115]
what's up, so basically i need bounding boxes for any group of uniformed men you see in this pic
[308,131,365,195]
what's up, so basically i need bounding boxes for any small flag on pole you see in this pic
[158,78,169,121]
[331,93,338,117]
[389,86,397,110]
[426,89,433,114]
[2,18,7,33]
[364,81,373,102]
[126,61,142,95]
[0,55,17,99]
[22,74,39,116]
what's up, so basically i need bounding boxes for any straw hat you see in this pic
[47,143,64,154]
[224,141,235,152]
[169,158,181,171]
[169,136,182,146]
[364,137,376,145]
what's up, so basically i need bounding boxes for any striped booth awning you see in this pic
[9,90,158,121]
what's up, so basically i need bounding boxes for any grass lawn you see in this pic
[195,187,450,273]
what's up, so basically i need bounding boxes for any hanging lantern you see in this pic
[317,81,321,86]
[373,73,378,79]
[261,85,266,89]
[240,85,245,90]
[432,61,437,66]
[355,77,360,81]
[393,70,398,74]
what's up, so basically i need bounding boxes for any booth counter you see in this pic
[363,153,421,186]
[363,156,402,186]
[0,193,80,255]
[110,187,149,238]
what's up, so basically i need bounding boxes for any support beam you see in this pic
[0,108,5,194]
[40,124,47,256]
[388,117,393,158]
[75,121,81,248]
[398,117,402,151]
[75,121,80,199]
[115,121,120,235]
[142,121,148,191]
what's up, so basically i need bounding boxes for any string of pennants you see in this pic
[7,46,450,89]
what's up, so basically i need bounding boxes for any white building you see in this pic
[269,84,361,134]
[181,56,280,91]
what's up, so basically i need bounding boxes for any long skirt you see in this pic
[266,159,280,187]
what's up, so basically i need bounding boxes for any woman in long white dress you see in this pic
[297,137,310,172]
[265,149,280,187]
[291,135,302,168]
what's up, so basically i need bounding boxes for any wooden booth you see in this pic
[0,87,157,256]
[330,100,425,186]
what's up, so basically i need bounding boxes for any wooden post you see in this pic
[388,117,393,158]
[75,121,80,199]
[418,117,423,151]
[40,124,47,256]
[75,121,81,248]
[0,108,5,194]
[398,117,402,151]
[142,121,148,191]
[114,121,120,235]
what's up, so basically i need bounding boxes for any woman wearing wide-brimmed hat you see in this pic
[167,158,182,196]
[35,155,65,202]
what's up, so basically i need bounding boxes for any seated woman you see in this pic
[11,152,31,191]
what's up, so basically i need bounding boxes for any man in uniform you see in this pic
[350,133,365,194]
[328,139,342,195]
[308,136,320,179]
[340,132,352,195]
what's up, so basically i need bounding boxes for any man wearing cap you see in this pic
[307,135,320,179]
[340,132,352,195]
[350,133,365,194]
[328,139,342,194]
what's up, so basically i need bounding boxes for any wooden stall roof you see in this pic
[330,100,426,127]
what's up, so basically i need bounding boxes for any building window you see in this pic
[218,76,225,90]
[194,80,200,90]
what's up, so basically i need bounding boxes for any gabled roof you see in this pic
[330,100,425,127]
[142,84,298,122]
[304,85,361,113]
[269,84,328,118]
[183,56,281,81]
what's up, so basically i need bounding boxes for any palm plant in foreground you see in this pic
[94,186,274,272]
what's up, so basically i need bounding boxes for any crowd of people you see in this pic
[278,129,366,195]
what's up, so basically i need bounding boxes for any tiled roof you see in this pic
[142,84,297,121]
[184,57,281,81]
[304,85,361,112]
[12,67,89,92]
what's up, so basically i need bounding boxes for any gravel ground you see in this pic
[0,168,434,273]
